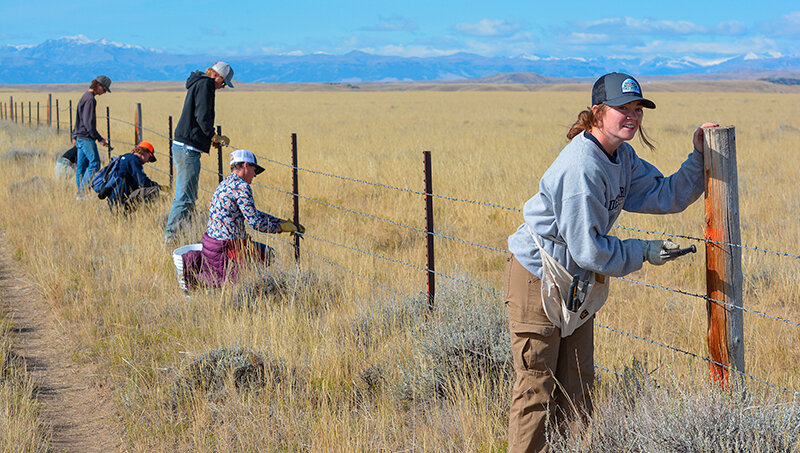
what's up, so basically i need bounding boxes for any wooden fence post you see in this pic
[704,125,745,387]
[424,150,435,309]
[55,99,60,134]
[28,101,31,124]
[69,100,73,134]
[47,94,52,126]
[37,101,40,125]
[216,126,223,183]
[292,133,300,261]
[134,102,142,144]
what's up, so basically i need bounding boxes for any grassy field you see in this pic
[0,291,49,452]
[0,84,799,450]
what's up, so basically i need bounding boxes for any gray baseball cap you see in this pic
[211,61,234,88]
[592,72,655,109]
[95,75,112,92]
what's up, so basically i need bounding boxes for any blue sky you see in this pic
[3,1,799,61]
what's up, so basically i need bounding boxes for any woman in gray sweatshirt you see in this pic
[504,72,717,452]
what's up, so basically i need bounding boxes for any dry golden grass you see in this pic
[1,85,799,450]
[0,278,49,452]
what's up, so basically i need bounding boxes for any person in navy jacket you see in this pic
[108,141,161,211]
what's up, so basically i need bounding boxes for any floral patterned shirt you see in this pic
[206,173,282,240]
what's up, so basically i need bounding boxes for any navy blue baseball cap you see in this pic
[592,73,655,109]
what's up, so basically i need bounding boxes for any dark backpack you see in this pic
[91,157,122,200]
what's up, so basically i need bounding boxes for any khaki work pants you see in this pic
[504,254,594,453]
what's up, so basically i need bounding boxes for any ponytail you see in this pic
[566,107,602,140]
[566,104,656,151]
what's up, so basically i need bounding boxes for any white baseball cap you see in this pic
[230,149,264,175]
[211,61,234,88]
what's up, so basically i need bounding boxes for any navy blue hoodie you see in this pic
[108,153,157,203]
[174,71,216,153]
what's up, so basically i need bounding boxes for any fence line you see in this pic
[229,142,525,212]
[12,98,800,395]
[25,109,800,259]
[94,112,800,332]
[302,232,501,295]
[267,230,622,376]
[618,277,800,329]
[595,322,799,397]
[264,231,427,307]
[270,226,792,394]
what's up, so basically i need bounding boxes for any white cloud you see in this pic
[633,36,778,56]
[578,17,746,37]
[562,33,614,45]
[761,12,800,39]
[455,19,520,37]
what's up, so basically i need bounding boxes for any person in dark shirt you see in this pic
[107,141,161,211]
[72,75,111,198]
[163,61,234,242]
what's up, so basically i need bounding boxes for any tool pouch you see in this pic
[527,225,611,337]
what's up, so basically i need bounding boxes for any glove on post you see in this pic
[279,220,305,235]
[211,134,230,146]
[640,239,681,265]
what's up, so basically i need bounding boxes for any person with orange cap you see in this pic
[107,141,162,211]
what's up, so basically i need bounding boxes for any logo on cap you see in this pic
[621,78,641,95]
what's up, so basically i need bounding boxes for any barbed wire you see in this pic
[236,144,526,211]
[250,179,508,253]
[594,364,624,377]
[271,227,794,395]
[617,277,800,329]
[595,322,799,397]
[36,116,800,335]
[100,115,172,142]
[613,224,800,260]
[16,111,800,395]
[86,117,800,260]
[264,231,429,308]
[301,232,501,295]
[268,229,619,376]
[21,113,800,260]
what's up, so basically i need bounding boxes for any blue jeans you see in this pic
[75,138,100,191]
[164,143,201,240]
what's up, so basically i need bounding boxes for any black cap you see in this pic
[592,72,655,109]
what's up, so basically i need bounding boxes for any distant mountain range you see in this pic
[2,35,799,85]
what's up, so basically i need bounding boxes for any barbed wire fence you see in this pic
[6,95,800,397]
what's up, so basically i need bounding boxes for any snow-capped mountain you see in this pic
[1,36,798,84]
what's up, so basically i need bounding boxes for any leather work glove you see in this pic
[640,239,681,265]
[211,134,230,146]
[280,220,305,236]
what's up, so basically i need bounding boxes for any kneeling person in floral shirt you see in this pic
[184,149,304,288]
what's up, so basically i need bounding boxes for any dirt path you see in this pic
[0,232,121,452]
